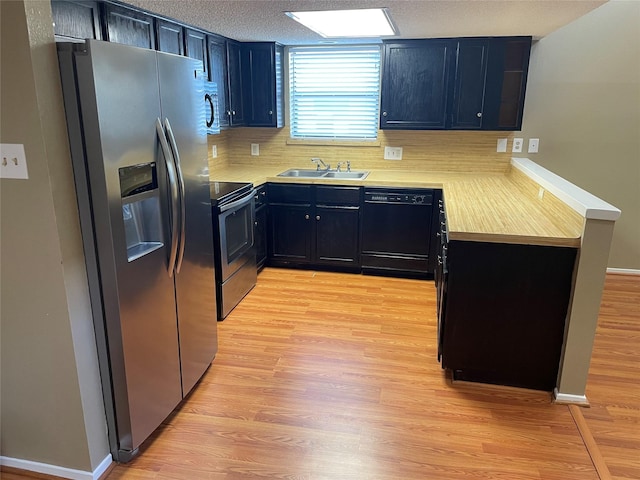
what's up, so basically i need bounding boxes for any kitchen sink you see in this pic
[323,171,369,179]
[277,169,327,178]
[277,169,369,180]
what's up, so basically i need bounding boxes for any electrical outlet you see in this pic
[528,138,539,153]
[251,143,259,156]
[384,146,403,160]
[512,138,523,153]
[497,138,508,153]
[0,143,29,179]
[211,145,218,158]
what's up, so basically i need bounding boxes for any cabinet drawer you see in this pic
[315,186,361,206]
[269,184,312,204]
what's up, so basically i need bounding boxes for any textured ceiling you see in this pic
[125,0,608,44]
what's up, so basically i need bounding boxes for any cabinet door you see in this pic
[155,18,183,55]
[243,43,284,127]
[52,0,102,41]
[483,37,532,130]
[381,40,452,129]
[268,205,311,263]
[450,39,488,129]
[184,28,208,77]
[315,206,360,267]
[227,41,245,126]
[208,35,229,128]
[104,3,155,50]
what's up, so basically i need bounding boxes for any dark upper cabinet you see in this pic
[226,40,245,126]
[184,28,208,77]
[207,35,229,128]
[242,43,285,128]
[381,40,453,130]
[450,39,489,129]
[483,37,532,130]
[52,0,102,41]
[104,3,155,50]
[155,18,183,55]
[381,37,531,131]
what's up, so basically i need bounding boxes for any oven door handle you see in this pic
[164,118,186,274]
[219,189,257,213]
[156,118,179,278]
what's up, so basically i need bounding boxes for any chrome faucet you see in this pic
[311,157,330,171]
[335,161,352,172]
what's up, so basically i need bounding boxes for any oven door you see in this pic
[218,190,256,281]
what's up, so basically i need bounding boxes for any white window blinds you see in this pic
[289,46,381,139]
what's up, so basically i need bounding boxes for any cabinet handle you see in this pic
[476,112,482,118]
[232,110,236,116]
[260,191,266,196]
[268,110,273,115]
[382,111,388,117]
[254,221,258,226]
[305,214,310,220]
[226,110,231,116]
[316,215,320,221]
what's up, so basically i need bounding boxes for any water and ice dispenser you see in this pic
[119,162,163,262]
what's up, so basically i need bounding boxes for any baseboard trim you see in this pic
[553,388,590,406]
[0,454,112,480]
[607,267,640,275]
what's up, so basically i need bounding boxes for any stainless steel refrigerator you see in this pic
[58,40,217,462]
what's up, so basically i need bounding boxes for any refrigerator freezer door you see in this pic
[157,54,218,395]
[74,40,183,453]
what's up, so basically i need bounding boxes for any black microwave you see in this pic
[204,81,220,134]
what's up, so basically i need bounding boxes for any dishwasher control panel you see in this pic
[365,190,433,205]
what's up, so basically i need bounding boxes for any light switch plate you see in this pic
[512,138,523,153]
[384,146,403,160]
[528,138,539,153]
[497,138,508,153]
[251,143,259,156]
[0,143,29,179]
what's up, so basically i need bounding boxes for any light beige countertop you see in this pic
[210,164,584,247]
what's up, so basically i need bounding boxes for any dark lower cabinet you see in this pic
[104,3,155,50]
[267,184,361,270]
[269,204,312,263]
[52,0,102,41]
[315,206,360,267]
[439,240,577,391]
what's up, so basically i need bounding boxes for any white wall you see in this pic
[520,0,640,270]
[0,0,109,472]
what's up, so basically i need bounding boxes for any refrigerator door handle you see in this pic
[156,118,180,277]
[164,118,186,274]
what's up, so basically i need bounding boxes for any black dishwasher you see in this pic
[361,188,434,277]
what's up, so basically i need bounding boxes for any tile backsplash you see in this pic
[209,127,515,174]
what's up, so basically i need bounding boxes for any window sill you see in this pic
[286,137,381,147]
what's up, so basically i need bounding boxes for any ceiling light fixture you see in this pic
[285,8,397,38]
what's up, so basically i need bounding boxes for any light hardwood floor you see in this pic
[3,270,638,480]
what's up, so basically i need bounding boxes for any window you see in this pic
[289,45,381,140]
